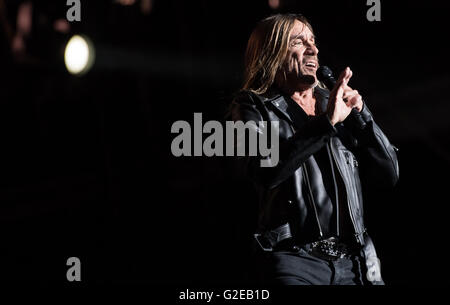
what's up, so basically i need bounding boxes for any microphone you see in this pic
[317,66,367,129]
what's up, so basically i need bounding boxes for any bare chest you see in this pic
[295,99,317,116]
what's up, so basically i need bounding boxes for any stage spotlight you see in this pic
[268,0,280,9]
[64,35,95,75]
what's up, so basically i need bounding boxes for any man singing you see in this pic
[231,14,399,285]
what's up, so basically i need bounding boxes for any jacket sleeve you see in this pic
[347,104,400,189]
[230,91,337,189]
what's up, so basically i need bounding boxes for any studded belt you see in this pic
[306,237,359,261]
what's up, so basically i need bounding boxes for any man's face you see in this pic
[281,20,319,89]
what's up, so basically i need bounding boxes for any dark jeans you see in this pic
[258,247,367,285]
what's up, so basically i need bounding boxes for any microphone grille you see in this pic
[317,65,334,81]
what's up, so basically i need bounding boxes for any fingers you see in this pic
[335,67,352,99]
[343,86,363,109]
[346,68,353,83]
[343,89,359,101]
[345,94,362,108]
[336,67,352,87]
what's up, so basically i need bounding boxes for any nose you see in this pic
[304,41,318,56]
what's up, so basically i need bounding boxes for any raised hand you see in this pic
[327,67,363,126]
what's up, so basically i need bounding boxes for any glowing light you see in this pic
[268,0,280,9]
[64,35,95,75]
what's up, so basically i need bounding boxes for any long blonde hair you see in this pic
[242,14,314,95]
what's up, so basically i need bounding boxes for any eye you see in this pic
[291,39,303,46]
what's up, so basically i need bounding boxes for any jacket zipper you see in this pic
[326,142,340,237]
[288,123,324,237]
[328,138,358,239]
[302,163,324,238]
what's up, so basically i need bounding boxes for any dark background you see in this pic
[0,0,449,285]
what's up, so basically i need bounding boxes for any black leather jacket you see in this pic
[231,86,399,282]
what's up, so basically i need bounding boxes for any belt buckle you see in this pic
[310,238,346,260]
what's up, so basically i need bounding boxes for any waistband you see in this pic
[272,236,362,260]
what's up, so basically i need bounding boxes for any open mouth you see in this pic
[304,61,317,69]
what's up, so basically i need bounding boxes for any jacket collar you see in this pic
[255,86,331,124]
[314,86,331,114]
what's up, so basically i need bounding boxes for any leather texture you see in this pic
[230,86,399,284]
